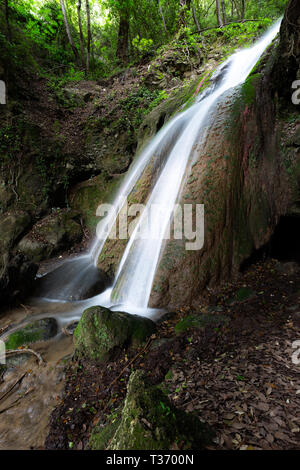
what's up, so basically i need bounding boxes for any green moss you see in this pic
[235,287,255,302]
[5,318,57,350]
[241,73,261,105]
[89,407,122,450]
[175,314,228,335]
[74,307,156,362]
[90,370,213,450]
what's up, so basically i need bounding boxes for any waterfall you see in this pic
[88,19,281,316]
[37,20,281,320]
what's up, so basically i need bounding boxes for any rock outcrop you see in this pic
[74,306,156,362]
[89,370,213,450]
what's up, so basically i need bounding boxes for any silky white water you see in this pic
[29,20,281,322]
[87,19,281,316]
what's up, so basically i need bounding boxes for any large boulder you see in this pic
[4,318,58,350]
[0,253,38,310]
[74,307,156,362]
[89,370,213,450]
[0,210,31,253]
[17,209,83,262]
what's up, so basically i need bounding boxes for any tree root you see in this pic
[5,348,45,365]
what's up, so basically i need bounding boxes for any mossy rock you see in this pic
[174,314,228,335]
[235,287,255,302]
[74,307,156,362]
[17,210,83,262]
[4,318,58,350]
[0,211,31,253]
[89,370,213,450]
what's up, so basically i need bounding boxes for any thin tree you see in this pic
[60,0,80,64]
[157,0,168,34]
[191,0,201,33]
[178,0,191,28]
[241,0,246,20]
[4,0,12,42]
[221,0,227,24]
[116,7,130,63]
[77,0,85,68]
[216,0,223,27]
[86,0,91,72]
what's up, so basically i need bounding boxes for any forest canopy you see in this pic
[1,0,288,79]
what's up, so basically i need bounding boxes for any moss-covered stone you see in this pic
[235,287,255,302]
[4,318,58,350]
[0,211,31,253]
[89,370,213,450]
[74,307,156,362]
[17,209,83,262]
[174,313,228,335]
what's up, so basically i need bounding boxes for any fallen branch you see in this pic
[0,387,35,414]
[108,336,154,391]
[0,324,11,336]
[0,372,27,404]
[192,19,268,35]
[93,336,155,426]
[5,348,45,365]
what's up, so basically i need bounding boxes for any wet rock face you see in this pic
[35,257,111,301]
[150,70,300,309]
[17,210,83,262]
[272,0,300,98]
[0,253,38,311]
[74,306,156,363]
[89,370,213,450]
[0,211,31,253]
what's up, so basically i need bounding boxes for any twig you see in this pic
[20,304,33,314]
[192,19,268,35]
[107,336,154,391]
[5,348,45,365]
[0,372,27,404]
[0,324,11,336]
[0,388,35,414]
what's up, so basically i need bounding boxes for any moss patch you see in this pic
[74,307,156,362]
[89,370,213,450]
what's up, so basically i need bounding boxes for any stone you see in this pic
[0,211,31,253]
[74,306,156,362]
[89,370,213,450]
[4,318,58,350]
[0,253,38,310]
[275,261,300,276]
[17,210,83,262]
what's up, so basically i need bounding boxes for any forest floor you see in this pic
[45,258,300,451]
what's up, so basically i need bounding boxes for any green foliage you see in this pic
[132,36,154,54]
[119,86,167,130]
[0,0,286,83]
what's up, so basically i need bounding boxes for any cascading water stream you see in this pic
[29,19,281,322]
[90,19,282,316]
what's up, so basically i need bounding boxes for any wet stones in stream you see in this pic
[35,257,112,301]
[3,318,58,352]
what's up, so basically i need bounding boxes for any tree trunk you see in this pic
[4,0,11,42]
[241,0,245,20]
[221,0,227,25]
[77,0,85,69]
[191,0,201,34]
[60,0,80,64]
[116,13,130,63]
[157,0,168,34]
[216,0,223,27]
[86,0,91,72]
[178,0,191,28]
